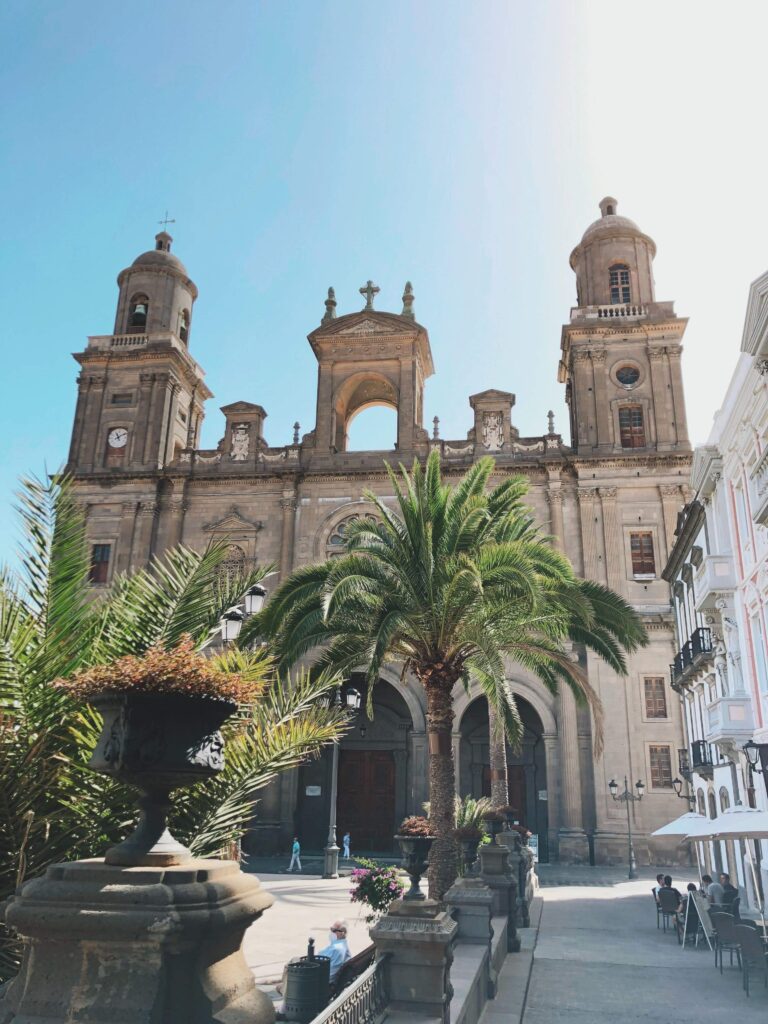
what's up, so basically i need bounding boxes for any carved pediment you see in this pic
[220,401,267,417]
[469,388,515,404]
[203,505,262,533]
[311,310,418,339]
[337,318,397,335]
[742,269,768,357]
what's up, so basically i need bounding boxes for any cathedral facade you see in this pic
[66,199,691,863]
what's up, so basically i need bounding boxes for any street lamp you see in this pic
[323,684,362,879]
[672,777,696,808]
[608,775,644,879]
[244,583,267,616]
[220,606,245,643]
[743,739,767,773]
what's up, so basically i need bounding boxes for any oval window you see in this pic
[616,365,640,388]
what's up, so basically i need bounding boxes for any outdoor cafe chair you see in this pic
[710,912,743,973]
[733,924,768,997]
[656,888,679,934]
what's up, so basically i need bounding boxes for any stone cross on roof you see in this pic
[359,280,380,310]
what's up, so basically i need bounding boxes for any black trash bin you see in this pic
[283,939,331,1023]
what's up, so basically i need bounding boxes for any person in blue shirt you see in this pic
[288,837,302,872]
[342,832,351,859]
[317,920,351,982]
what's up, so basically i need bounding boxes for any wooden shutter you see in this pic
[619,405,645,448]
[644,677,667,719]
[630,532,655,576]
[649,745,673,788]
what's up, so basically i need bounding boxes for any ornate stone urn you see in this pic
[459,836,481,875]
[90,692,237,866]
[395,834,435,900]
[482,813,504,845]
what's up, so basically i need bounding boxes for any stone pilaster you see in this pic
[648,348,671,448]
[577,488,600,581]
[659,484,684,560]
[598,486,623,595]
[591,350,611,449]
[279,493,298,577]
[667,348,690,446]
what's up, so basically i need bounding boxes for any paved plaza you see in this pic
[243,865,768,1022]
[488,870,768,1023]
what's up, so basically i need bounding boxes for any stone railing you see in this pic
[594,303,647,319]
[311,956,389,1024]
[87,331,185,352]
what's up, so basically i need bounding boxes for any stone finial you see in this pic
[359,280,380,310]
[292,421,300,444]
[432,415,440,440]
[402,281,415,319]
[547,410,555,434]
[322,287,337,323]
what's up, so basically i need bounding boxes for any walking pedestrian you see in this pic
[288,836,302,872]
[342,832,351,859]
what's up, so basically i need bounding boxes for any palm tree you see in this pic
[0,475,349,980]
[255,452,647,900]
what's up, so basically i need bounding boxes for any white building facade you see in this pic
[664,270,768,906]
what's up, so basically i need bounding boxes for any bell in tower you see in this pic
[114,231,198,345]
[559,197,690,454]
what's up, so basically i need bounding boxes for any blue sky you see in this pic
[3,1,768,565]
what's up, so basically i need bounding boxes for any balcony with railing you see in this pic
[750,445,768,527]
[690,739,715,778]
[670,627,713,686]
[693,554,736,612]
[569,300,675,324]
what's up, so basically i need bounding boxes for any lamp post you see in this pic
[671,777,696,808]
[743,739,768,801]
[323,684,362,879]
[608,776,645,879]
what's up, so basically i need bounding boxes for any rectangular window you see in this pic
[644,677,668,718]
[89,544,111,585]
[630,532,656,577]
[619,405,646,448]
[649,745,673,788]
[111,393,133,405]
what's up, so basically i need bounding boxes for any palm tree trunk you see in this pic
[424,675,458,901]
[488,701,509,810]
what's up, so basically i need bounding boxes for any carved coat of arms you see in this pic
[230,423,250,461]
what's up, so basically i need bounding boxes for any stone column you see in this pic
[397,356,417,451]
[660,484,683,561]
[0,859,276,1024]
[557,683,588,862]
[572,351,595,450]
[577,488,600,581]
[134,371,155,467]
[79,373,107,471]
[591,350,611,450]
[115,501,139,575]
[279,493,298,578]
[646,348,669,448]
[667,347,690,446]
[131,500,158,571]
[314,361,335,451]
[546,486,564,549]
[599,486,623,595]
[370,900,457,1023]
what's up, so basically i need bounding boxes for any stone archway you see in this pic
[458,694,550,862]
[296,678,416,852]
[332,371,399,452]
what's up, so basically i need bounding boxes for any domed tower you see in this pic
[114,231,198,344]
[66,231,210,484]
[559,197,689,454]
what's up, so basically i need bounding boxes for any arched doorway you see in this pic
[459,695,549,861]
[296,678,414,852]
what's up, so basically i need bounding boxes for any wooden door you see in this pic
[508,766,527,824]
[337,750,396,851]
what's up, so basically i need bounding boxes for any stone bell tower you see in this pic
[304,281,434,455]
[67,232,211,475]
[559,197,690,455]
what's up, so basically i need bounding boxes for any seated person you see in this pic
[652,872,665,904]
[719,872,739,915]
[317,920,351,983]
[660,875,683,905]
[701,873,725,906]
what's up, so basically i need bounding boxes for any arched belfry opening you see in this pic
[332,371,399,451]
[305,287,434,456]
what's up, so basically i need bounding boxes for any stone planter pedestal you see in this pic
[370,898,457,1024]
[0,858,275,1024]
[478,842,519,953]
[444,877,495,998]
[499,831,535,928]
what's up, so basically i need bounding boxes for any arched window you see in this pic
[128,294,149,331]
[326,514,376,557]
[218,544,247,584]
[619,405,646,448]
[609,264,631,305]
[179,309,190,344]
[708,791,717,820]
[719,786,730,812]
[696,789,706,816]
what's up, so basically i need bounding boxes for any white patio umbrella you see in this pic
[651,811,708,838]
[684,806,768,927]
